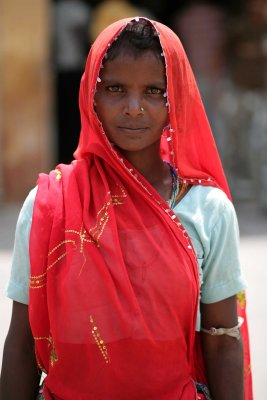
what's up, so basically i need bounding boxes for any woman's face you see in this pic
[94,51,168,155]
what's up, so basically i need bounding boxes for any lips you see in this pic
[117,127,149,137]
[118,126,148,131]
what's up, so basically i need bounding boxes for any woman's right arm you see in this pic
[0,301,40,400]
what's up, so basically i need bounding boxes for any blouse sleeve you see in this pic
[200,198,247,304]
[5,188,37,305]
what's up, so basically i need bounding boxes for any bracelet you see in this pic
[201,317,244,340]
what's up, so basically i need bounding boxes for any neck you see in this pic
[119,144,172,201]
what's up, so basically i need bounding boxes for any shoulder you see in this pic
[36,161,87,191]
[24,186,37,210]
[34,162,83,210]
[17,187,38,227]
[175,184,240,265]
[15,187,37,251]
[187,185,232,212]
[178,185,236,232]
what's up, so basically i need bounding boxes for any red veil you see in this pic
[29,18,252,399]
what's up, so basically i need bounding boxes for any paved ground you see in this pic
[0,201,266,399]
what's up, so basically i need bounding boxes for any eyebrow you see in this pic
[101,78,166,87]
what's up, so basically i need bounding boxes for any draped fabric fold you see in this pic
[29,17,252,399]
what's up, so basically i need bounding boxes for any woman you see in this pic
[0,18,252,399]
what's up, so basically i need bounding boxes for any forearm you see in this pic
[202,334,244,400]
[0,338,40,400]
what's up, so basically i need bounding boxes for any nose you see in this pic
[123,94,144,117]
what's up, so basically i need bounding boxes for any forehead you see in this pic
[100,51,166,83]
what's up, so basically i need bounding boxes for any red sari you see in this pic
[29,18,253,399]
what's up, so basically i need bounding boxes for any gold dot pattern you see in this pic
[30,239,76,289]
[89,315,110,364]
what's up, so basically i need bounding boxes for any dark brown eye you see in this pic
[106,86,123,93]
[146,87,165,95]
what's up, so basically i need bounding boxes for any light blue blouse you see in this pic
[5,185,247,330]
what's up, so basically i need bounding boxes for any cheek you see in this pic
[94,98,109,126]
[94,104,116,141]
[94,93,118,124]
[163,108,168,123]
[154,107,168,128]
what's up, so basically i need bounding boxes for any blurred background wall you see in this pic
[0,0,53,201]
[0,0,266,209]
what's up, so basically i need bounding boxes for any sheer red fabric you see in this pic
[29,18,252,399]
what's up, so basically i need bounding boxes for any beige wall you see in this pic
[0,0,53,201]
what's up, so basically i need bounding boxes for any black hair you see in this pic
[105,19,163,61]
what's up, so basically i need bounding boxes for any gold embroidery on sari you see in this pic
[36,356,46,374]
[30,185,127,286]
[34,336,58,367]
[89,315,110,364]
[53,169,62,180]
[237,290,246,309]
[30,239,76,289]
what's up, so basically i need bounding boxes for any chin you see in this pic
[116,144,145,153]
